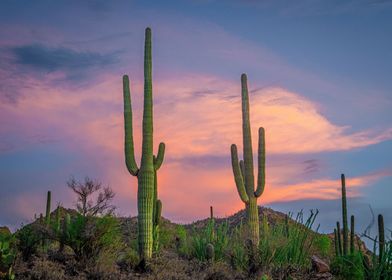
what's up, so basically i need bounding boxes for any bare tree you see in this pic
[67,177,116,217]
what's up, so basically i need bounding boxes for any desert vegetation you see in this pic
[0,27,390,280]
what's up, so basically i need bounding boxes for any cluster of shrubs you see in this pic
[172,209,331,278]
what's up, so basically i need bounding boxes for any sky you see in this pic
[0,0,391,239]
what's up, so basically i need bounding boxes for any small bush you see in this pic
[190,220,229,262]
[229,241,248,271]
[257,210,321,272]
[16,225,41,261]
[331,253,364,280]
[362,238,392,280]
[63,214,123,265]
[30,258,66,280]
[313,235,331,257]
[175,225,188,257]
[0,230,16,279]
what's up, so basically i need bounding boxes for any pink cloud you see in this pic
[1,72,392,222]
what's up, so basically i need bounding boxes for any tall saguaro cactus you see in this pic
[341,174,349,255]
[231,73,265,246]
[123,27,165,260]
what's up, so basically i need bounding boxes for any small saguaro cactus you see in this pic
[341,174,349,256]
[206,243,214,262]
[334,228,339,257]
[336,221,342,256]
[350,215,355,254]
[123,27,165,260]
[45,191,51,226]
[55,206,61,234]
[60,213,70,252]
[378,214,385,263]
[210,206,214,220]
[231,73,265,246]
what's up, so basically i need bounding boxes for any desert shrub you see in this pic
[190,230,208,261]
[63,214,122,265]
[175,225,188,256]
[0,230,16,279]
[67,177,115,217]
[190,220,229,262]
[258,210,320,270]
[331,253,364,280]
[30,258,66,280]
[228,223,248,271]
[313,234,331,257]
[214,222,229,261]
[361,237,392,280]
[230,241,248,271]
[16,225,41,261]
[156,222,177,252]
[118,247,139,269]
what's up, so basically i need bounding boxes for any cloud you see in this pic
[1,72,391,224]
[9,44,118,72]
[150,75,392,156]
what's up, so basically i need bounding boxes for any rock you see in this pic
[311,255,330,273]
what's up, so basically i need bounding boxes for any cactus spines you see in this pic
[231,73,265,246]
[378,214,385,262]
[336,221,342,256]
[350,215,355,254]
[123,27,165,259]
[45,191,51,226]
[341,174,348,255]
[206,243,214,262]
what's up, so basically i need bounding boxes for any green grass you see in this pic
[259,210,320,269]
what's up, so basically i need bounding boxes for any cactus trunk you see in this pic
[334,229,339,257]
[378,214,385,263]
[123,28,165,260]
[341,174,348,255]
[230,74,265,246]
[45,191,51,226]
[336,221,342,256]
[247,197,259,245]
[350,215,355,254]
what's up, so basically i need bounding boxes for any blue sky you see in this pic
[0,0,391,241]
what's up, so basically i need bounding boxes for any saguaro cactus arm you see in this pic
[154,199,162,226]
[255,127,265,198]
[123,75,139,176]
[154,142,165,170]
[231,144,249,203]
[239,160,245,181]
